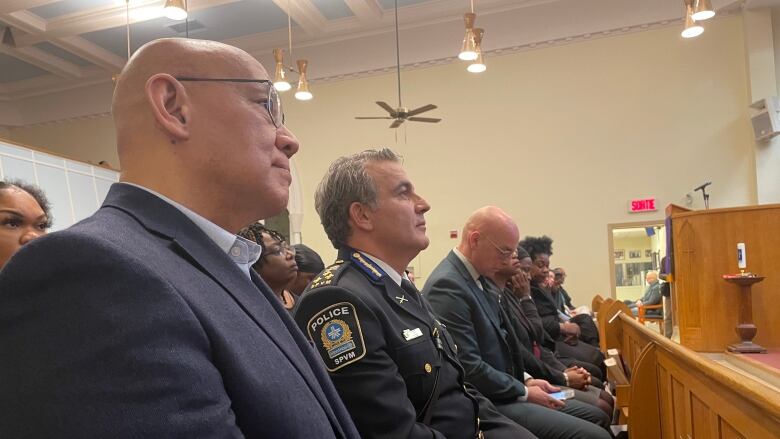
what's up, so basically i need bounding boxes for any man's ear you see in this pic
[146,74,191,143]
[348,202,374,233]
[467,230,480,250]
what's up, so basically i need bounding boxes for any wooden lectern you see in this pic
[667,204,780,352]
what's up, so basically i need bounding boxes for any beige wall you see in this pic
[5,15,755,306]
[8,116,118,168]
[285,15,754,304]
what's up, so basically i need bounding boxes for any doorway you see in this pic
[607,221,665,301]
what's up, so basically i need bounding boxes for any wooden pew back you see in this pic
[606,308,780,438]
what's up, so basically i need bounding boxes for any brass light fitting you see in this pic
[458,13,478,61]
[163,0,188,21]
[294,59,313,101]
[467,28,486,73]
[681,2,703,39]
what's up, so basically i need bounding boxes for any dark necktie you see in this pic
[401,278,421,305]
[479,277,502,317]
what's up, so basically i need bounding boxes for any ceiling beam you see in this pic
[0,43,82,78]
[14,0,244,47]
[343,0,384,24]
[53,36,126,72]
[270,0,328,35]
[0,0,60,15]
[0,10,46,34]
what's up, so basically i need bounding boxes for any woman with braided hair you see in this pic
[0,180,52,270]
[519,235,606,380]
[238,222,298,311]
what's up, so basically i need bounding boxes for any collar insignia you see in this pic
[350,252,384,283]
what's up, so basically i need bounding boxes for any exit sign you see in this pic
[629,198,657,213]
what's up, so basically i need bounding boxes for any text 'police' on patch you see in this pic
[307,302,366,372]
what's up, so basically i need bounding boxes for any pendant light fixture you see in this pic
[458,11,478,61]
[163,0,188,21]
[467,28,486,73]
[681,1,703,39]
[691,0,715,21]
[272,48,291,91]
[294,59,312,101]
[272,0,313,100]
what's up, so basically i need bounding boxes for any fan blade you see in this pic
[408,117,441,123]
[355,117,394,119]
[390,119,404,129]
[376,101,397,116]
[406,104,437,117]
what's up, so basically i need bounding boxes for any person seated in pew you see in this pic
[520,236,607,379]
[424,206,612,439]
[295,149,534,439]
[552,268,575,311]
[623,271,662,317]
[0,180,51,270]
[512,247,606,382]
[549,267,600,347]
[238,222,298,310]
[494,251,614,417]
[289,243,325,296]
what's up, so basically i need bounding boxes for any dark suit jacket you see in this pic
[501,291,566,386]
[0,183,359,439]
[423,251,527,403]
[530,284,563,340]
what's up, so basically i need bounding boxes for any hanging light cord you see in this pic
[470,0,474,14]
[394,0,402,108]
[185,0,189,38]
[125,0,130,59]
[287,0,293,59]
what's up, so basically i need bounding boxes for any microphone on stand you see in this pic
[694,181,712,210]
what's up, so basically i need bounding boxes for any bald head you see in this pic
[646,271,658,284]
[113,38,262,156]
[109,38,300,233]
[458,206,519,278]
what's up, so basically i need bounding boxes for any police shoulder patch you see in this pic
[307,301,366,372]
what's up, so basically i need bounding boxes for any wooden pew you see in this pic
[602,301,780,438]
[591,294,604,316]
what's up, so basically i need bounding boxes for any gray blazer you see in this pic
[0,183,359,439]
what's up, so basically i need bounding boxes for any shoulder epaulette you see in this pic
[349,252,385,284]
[309,260,345,289]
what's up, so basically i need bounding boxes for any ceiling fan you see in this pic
[355,0,441,129]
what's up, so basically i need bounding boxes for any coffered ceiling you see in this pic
[0,0,772,126]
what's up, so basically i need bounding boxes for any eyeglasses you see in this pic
[175,77,285,129]
[483,235,518,260]
[264,241,295,258]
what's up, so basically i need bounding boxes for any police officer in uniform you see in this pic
[294,149,536,439]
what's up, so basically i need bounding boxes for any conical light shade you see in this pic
[458,13,478,61]
[163,0,188,20]
[468,28,486,73]
[467,53,486,73]
[294,59,313,101]
[681,5,703,38]
[691,0,715,21]
[272,48,291,92]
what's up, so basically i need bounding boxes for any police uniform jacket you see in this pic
[294,248,485,439]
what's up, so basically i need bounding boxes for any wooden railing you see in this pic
[598,299,780,438]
